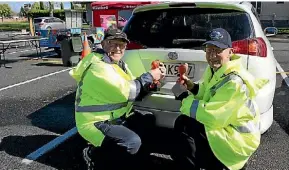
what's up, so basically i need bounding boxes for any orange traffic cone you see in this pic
[81,32,91,59]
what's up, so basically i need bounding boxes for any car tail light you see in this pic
[126,41,146,50]
[232,37,267,57]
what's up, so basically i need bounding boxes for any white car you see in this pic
[122,2,276,134]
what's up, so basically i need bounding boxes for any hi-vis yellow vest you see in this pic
[180,55,269,170]
[69,52,136,147]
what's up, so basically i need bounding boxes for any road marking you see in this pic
[0,68,72,92]
[22,127,78,165]
[7,49,36,55]
[275,58,289,87]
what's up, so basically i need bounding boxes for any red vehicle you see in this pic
[91,1,156,30]
[87,1,157,44]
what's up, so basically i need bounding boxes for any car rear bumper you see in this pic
[134,103,273,134]
[133,84,275,133]
[260,104,273,134]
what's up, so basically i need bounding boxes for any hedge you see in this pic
[27,10,65,20]
[277,28,289,34]
[27,9,86,20]
[0,22,29,31]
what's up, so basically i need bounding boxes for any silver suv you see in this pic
[34,17,66,30]
[122,2,276,134]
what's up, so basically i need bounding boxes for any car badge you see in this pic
[168,52,178,60]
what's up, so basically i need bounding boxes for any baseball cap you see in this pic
[203,28,232,48]
[103,29,130,43]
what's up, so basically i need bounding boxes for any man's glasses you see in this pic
[108,40,127,49]
[203,47,226,54]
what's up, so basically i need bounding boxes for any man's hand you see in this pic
[182,75,195,91]
[172,82,187,98]
[149,62,166,81]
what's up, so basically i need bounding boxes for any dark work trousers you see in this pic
[92,110,178,169]
[173,115,229,170]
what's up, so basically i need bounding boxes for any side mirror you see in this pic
[264,27,278,37]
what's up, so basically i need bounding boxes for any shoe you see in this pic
[83,145,95,170]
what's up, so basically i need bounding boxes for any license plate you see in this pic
[163,63,195,78]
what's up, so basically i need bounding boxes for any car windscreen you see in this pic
[34,19,43,23]
[123,8,253,48]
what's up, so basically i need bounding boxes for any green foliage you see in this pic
[19,6,26,17]
[61,2,64,10]
[27,8,86,20]
[27,9,65,20]
[277,28,289,34]
[70,2,74,10]
[40,2,45,10]
[0,4,12,21]
[0,22,29,31]
[49,2,54,10]
[31,2,40,10]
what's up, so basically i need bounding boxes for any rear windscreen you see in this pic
[34,19,43,23]
[123,8,253,48]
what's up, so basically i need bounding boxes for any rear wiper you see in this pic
[173,38,206,44]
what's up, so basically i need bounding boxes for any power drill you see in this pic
[150,60,161,90]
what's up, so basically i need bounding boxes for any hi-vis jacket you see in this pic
[180,55,269,170]
[69,51,153,147]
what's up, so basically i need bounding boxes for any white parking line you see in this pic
[275,58,289,87]
[7,49,36,55]
[0,68,72,92]
[22,127,78,165]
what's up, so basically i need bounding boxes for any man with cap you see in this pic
[69,28,166,169]
[171,28,268,170]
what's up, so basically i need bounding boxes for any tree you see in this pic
[0,4,12,22]
[49,1,53,17]
[40,2,45,10]
[60,2,64,10]
[70,2,74,9]
[31,2,40,10]
[19,6,26,17]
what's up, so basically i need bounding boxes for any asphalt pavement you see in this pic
[0,43,289,170]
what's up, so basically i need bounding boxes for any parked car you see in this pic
[34,17,66,30]
[122,1,276,134]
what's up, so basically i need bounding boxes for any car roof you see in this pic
[133,1,253,14]
[34,17,57,19]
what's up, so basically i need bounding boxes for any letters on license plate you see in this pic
[163,63,194,78]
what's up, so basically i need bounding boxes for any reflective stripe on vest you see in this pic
[128,80,137,101]
[76,102,128,112]
[191,73,259,133]
[231,120,260,133]
[190,100,199,119]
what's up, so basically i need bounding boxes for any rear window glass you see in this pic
[34,19,43,23]
[123,8,253,48]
